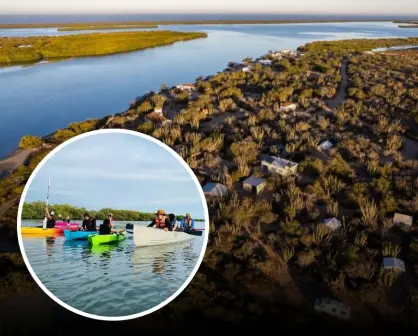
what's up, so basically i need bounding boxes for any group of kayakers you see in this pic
[147,209,195,232]
[42,207,195,234]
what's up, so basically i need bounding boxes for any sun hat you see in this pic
[156,209,165,215]
[50,211,55,216]
[108,213,113,217]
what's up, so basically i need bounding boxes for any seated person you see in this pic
[147,209,173,231]
[81,213,97,231]
[99,219,116,235]
[168,213,178,231]
[179,213,195,231]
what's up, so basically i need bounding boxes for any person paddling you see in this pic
[147,209,173,232]
[45,207,56,228]
[168,213,178,231]
[179,213,194,231]
[81,213,96,231]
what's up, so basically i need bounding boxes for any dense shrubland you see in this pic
[1,37,418,328]
[0,31,207,64]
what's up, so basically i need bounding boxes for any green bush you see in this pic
[18,135,43,149]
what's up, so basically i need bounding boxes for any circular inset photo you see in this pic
[17,129,209,321]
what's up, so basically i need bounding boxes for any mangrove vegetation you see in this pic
[0,30,207,64]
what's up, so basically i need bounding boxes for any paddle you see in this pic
[42,177,51,230]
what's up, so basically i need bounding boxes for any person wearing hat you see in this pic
[179,213,195,232]
[45,206,56,228]
[147,209,173,232]
[81,213,96,231]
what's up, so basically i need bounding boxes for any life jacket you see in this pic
[155,216,166,228]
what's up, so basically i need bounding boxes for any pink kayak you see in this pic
[55,222,79,229]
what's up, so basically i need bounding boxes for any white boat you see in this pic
[133,225,194,247]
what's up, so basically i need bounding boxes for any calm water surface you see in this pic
[21,220,205,317]
[1,22,418,157]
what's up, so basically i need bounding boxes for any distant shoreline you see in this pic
[0,19,403,29]
[57,24,158,31]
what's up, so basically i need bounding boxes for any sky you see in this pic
[24,132,205,218]
[1,0,417,16]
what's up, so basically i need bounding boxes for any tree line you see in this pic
[22,202,203,221]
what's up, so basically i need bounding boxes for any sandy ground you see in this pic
[0,148,37,179]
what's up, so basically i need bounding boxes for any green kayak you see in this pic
[88,232,126,245]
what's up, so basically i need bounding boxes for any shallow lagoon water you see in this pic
[21,220,205,317]
[1,21,418,157]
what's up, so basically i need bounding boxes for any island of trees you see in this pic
[1,36,418,331]
[57,24,158,31]
[0,30,207,64]
[22,202,204,222]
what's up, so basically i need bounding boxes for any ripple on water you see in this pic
[22,232,204,316]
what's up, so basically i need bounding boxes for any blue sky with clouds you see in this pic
[25,132,205,218]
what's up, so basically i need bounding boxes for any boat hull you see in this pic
[21,226,78,236]
[64,229,97,240]
[133,225,194,247]
[88,232,126,245]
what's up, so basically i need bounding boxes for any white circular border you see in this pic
[17,129,210,322]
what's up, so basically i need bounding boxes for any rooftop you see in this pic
[263,156,298,169]
[316,298,350,310]
[243,175,267,187]
[383,257,406,271]
[202,182,228,196]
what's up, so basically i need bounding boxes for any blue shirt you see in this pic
[180,218,194,230]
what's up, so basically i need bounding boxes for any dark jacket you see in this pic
[46,218,56,228]
[82,218,96,231]
[99,223,111,235]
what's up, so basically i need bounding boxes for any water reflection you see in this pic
[131,241,192,276]
[45,237,55,257]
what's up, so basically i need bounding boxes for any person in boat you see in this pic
[64,216,71,224]
[168,213,178,231]
[179,213,194,232]
[108,213,114,228]
[45,207,56,228]
[147,209,173,232]
[99,218,117,235]
[81,213,96,231]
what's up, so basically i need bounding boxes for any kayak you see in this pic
[133,225,194,247]
[64,229,97,241]
[90,244,120,254]
[21,227,59,236]
[21,226,78,236]
[55,222,79,229]
[88,232,126,245]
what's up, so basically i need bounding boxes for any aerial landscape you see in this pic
[0,0,418,333]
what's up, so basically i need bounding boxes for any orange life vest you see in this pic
[155,216,166,228]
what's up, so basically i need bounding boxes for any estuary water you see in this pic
[20,219,205,317]
[1,21,418,157]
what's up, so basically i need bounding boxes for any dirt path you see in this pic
[325,57,349,110]
[0,148,37,179]
[0,196,20,217]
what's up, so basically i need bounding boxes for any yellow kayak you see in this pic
[21,227,60,236]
